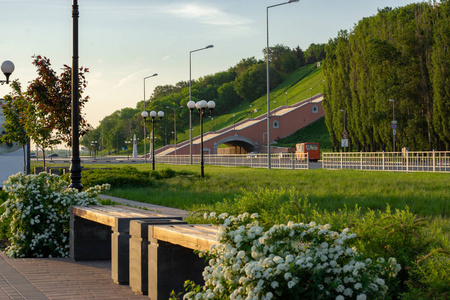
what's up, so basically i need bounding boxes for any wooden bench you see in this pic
[148,224,219,300]
[69,205,183,285]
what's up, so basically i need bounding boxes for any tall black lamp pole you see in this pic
[150,110,164,170]
[69,0,82,191]
[189,100,215,178]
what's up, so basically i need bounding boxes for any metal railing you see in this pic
[322,151,450,173]
[156,153,310,170]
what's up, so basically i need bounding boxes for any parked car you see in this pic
[30,153,37,158]
[48,153,59,158]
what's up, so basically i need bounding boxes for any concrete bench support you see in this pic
[147,224,219,300]
[70,205,182,285]
[129,219,187,295]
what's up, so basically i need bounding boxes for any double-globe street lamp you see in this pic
[266,0,299,170]
[149,110,164,170]
[187,100,215,178]
[142,74,158,163]
[189,45,214,165]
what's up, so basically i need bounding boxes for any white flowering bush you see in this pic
[0,172,109,258]
[184,213,401,300]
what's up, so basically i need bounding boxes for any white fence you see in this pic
[156,153,310,170]
[322,151,450,173]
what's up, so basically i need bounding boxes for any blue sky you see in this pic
[0,0,427,127]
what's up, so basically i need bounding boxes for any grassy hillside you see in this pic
[274,117,332,151]
[177,63,326,143]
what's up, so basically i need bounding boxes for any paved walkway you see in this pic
[0,196,189,299]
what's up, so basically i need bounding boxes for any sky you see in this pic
[0,0,427,128]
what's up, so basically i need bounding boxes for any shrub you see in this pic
[183,213,401,300]
[0,190,12,248]
[67,166,152,188]
[0,172,109,258]
[187,189,450,298]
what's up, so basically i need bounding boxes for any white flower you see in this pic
[270,281,279,289]
[336,296,344,300]
[356,294,367,300]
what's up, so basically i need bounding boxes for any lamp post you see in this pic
[141,111,148,163]
[69,0,83,191]
[166,106,182,155]
[340,109,347,152]
[389,99,396,152]
[116,132,122,154]
[1,61,14,85]
[125,140,131,160]
[149,110,164,170]
[91,141,98,159]
[266,0,299,170]
[142,73,158,163]
[189,44,214,165]
[188,100,215,177]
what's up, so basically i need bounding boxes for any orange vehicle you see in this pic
[295,142,320,162]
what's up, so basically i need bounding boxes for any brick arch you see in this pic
[214,135,258,153]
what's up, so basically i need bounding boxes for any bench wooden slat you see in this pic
[152,224,219,251]
[96,206,154,218]
[71,206,172,227]
[71,206,117,226]
[168,225,219,239]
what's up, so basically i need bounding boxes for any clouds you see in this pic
[162,3,253,27]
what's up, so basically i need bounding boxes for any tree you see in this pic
[0,80,29,172]
[234,63,282,102]
[27,55,91,147]
[293,46,306,67]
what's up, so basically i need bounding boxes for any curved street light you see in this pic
[142,73,158,163]
[266,0,299,170]
[189,44,214,164]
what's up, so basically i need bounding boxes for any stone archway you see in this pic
[214,135,258,154]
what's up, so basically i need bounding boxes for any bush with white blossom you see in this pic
[184,212,401,300]
[0,172,109,258]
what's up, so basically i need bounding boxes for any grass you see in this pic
[92,164,450,219]
[274,116,332,150]
[177,63,325,143]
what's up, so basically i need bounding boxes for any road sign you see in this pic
[393,129,397,136]
[341,139,348,147]
[392,124,397,129]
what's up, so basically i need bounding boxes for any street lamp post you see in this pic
[91,141,98,159]
[149,110,164,170]
[189,45,214,165]
[188,100,215,177]
[166,106,183,155]
[142,73,158,163]
[125,140,131,160]
[1,61,14,85]
[141,111,148,163]
[340,109,347,152]
[389,99,396,152]
[266,0,299,170]
[69,0,83,191]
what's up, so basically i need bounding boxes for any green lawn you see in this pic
[97,164,449,218]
